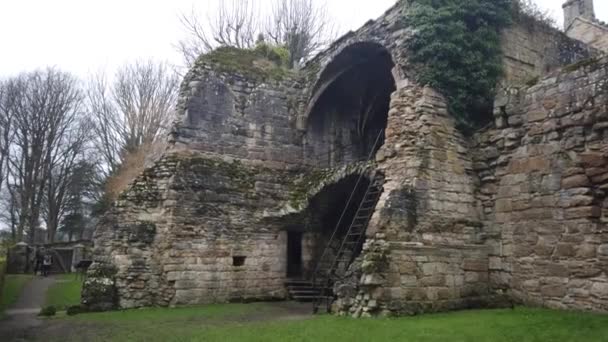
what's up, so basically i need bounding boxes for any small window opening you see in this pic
[233,256,246,267]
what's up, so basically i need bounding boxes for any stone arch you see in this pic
[270,162,377,218]
[302,42,397,167]
[283,169,377,279]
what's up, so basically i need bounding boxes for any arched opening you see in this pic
[286,174,371,280]
[305,43,396,167]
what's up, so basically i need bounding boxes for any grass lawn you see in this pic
[45,304,608,342]
[0,274,33,314]
[45,273,82,310]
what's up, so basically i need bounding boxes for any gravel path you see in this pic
[0,275,59,341]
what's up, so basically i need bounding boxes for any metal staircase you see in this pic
[311,130,386,314]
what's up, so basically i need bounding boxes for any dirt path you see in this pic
[0,276,59,341]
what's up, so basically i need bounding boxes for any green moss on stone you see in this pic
[195,47,293,82]
[288,169,333,208]
[287,161,376,210]
[524,75,540,87]
[181,156,258,192]
[563,57,600,73]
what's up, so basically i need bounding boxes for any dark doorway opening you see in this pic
[287,231,303,278]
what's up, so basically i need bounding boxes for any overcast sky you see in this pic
[0,0,607,78]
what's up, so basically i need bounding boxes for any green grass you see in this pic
[52,304,608,342]
[0,274,33,314]
[45,273,82,310]
[74,302,271,322]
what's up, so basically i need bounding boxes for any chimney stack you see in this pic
[563,0,596,31]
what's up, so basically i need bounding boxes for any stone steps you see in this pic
[285,279,331,303]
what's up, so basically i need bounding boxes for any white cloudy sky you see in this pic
[0,0,607,78]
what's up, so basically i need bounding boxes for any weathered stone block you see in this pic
[463,259,488,272]
[564,206,601,219]
[561,175,591,189]
[528,110,548,122]
[560,195,594,208]
[590,282,608,299]
[580,152,607,168]
[541,284,567,298]
[554,243,576,257]
[420,275,445,287]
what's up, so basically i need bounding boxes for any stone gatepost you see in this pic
[7,242,30,274]
[71,244,85,272]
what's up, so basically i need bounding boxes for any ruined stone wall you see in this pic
[172,61,307,167]
[501,21,592,84]
[374,86,482,244]
[89,150,320,309]
[86,62,319,309]
[567,18,608,53]
[302,2,592,111]
[474,57,608,312]
[334,83,496,316]
[85,0,605,314]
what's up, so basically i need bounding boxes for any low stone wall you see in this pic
[382,243,495,315]
[334,240,501,317]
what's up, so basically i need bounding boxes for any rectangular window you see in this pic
[233,256,246,267]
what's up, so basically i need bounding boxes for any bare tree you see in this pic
[87,60,179,177]
[4,69,84,243]
[42,119,91,242]
[0,186,20,241]
[0,80,15,196]
[266,0,336,68]
[177,0,261,66]
[177,0,336,68]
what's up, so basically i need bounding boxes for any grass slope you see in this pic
[0,274,33,314]
[45,273,82,310]
[53,304,608,342]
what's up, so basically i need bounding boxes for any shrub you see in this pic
[512,0,557,28]
[39,305,57,317]
[66,305,86,316]
[406,0,513,133]
[254,41,291,67]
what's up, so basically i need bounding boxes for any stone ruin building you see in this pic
[83,0,608,316]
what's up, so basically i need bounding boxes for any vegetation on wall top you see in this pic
[406,0,513,133]
[196,43,292,82]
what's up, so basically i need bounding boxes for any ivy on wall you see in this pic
[406,0,513,132]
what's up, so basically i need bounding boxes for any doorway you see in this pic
[287,232,303,278]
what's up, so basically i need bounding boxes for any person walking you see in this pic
[33,248,43,275]
[42,253,53,277]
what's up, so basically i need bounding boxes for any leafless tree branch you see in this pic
[266,0,337,68]
[177,0,336,68]
[87,60,179,178]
